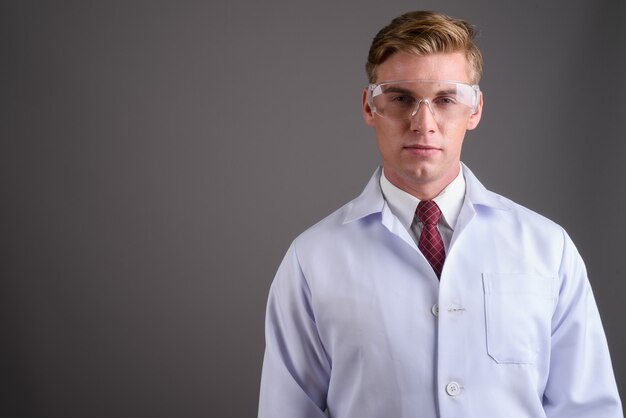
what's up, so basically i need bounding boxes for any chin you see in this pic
[403,165,434,181]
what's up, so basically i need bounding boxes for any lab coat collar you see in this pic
[461,163,510,211]
[343,167,386,224]
[343,163,509,225]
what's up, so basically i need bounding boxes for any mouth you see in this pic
[403,144,441,157]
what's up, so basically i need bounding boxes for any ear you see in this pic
[466,91,483,131]
[362,88,376,127]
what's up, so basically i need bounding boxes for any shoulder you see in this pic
[463,164,565,237]
[291,169,386,254]
[494,193,561,229]
[293,199,369,252]
[476,188,583,274]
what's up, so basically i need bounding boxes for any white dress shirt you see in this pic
[380,166,465,251]
[258,164,622,418]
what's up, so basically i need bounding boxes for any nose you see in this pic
[409,99,437,132]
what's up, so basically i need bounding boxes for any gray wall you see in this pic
[2,0,625,416]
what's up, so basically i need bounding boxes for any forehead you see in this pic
[375,51,472,84]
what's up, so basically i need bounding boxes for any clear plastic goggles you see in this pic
[367,79,480,122]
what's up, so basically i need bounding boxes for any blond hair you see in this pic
[366,11,483,84]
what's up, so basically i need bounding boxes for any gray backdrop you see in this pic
[2,0,625,416]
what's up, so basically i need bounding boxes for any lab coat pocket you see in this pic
[482,273,555,364]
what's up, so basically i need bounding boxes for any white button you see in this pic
[446,381,461,396]
[431,304,439,317]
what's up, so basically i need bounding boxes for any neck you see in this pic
[383,165,461,201]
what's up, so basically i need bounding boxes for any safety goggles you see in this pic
[367,79,481,122]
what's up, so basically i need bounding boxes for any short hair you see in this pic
[366,11,483,84]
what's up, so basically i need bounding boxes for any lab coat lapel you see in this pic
[449,163,511,253]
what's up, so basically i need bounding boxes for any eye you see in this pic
[390,95,416,106]
[433,96,458,106]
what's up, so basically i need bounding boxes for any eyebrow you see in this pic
[381,86,458,96]
[381,86,414,95]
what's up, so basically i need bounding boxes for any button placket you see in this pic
[446,303,466,314]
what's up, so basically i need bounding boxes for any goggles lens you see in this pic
[368,80,480,121]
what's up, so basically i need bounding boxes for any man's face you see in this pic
[362,51,483,199]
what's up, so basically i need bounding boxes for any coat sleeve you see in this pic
[543,230,623,417]
[258,241,331,418]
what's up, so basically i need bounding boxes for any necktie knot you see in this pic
[416,200,442,226]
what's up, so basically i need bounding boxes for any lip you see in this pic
[403,144,441,157]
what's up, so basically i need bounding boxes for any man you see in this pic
[258,11,622,418]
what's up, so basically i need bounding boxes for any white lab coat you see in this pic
[258,164,622,418]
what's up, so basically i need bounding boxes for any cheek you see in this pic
[441,123,468,145]
[374,121,408,142]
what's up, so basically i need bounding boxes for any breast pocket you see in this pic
[482,273,555,364]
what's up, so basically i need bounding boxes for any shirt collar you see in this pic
[343,163,509,225]
[379,165,466,230]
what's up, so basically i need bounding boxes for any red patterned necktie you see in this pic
[416,200,445,278]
